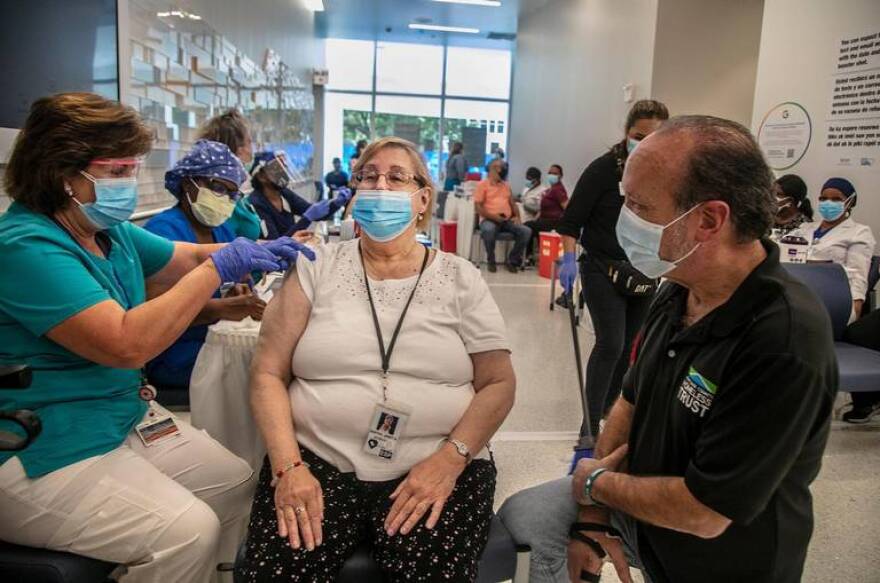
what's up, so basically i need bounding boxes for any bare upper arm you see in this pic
[145,242,203,298]
[45,300,134,368]
[250,272,312,386]
[470,350,515,394]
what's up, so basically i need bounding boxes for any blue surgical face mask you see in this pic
[73,171,139,230]
[352,190,418,243]
[818,197,851,222]
[547,174,560,185]
[615,203,701,279]
[627,137,641,154]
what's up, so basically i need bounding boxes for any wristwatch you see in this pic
[445,437,471,463]
[583,467,608,507]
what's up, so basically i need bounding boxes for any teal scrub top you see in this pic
[226,196,263,240]
[0,202,175,478]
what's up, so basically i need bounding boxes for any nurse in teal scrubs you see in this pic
[144,140,266,392]
[0,92,314,583]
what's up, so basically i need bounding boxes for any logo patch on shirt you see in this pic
[676,366,718,418]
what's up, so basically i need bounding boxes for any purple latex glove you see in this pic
[211,237,317,283]
[303,199,333,222]
[334,187,353,205]
[211,238,286,283]
[260,236,317,271]
[559,251,578,294]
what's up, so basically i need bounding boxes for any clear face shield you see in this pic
[88,156,145,179]
[261,153,295,190]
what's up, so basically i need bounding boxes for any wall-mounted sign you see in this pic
[757,102,812,171]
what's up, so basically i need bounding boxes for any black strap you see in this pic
[571,522,623,539]
[580,569,601,582]
[359,241,430,380]
[569,529,607,559]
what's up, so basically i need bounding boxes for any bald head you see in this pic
[624,115,775,243]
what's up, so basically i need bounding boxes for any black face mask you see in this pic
[499,167,509,181]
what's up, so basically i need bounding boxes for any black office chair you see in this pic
[0,365,118,583]
[232,514,529,582]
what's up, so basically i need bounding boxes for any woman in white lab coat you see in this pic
[796,177,876,320]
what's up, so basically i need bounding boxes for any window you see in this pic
[444,47,511,100]
[322,40,512,182]
[325,39,374,92]
[324,92,372,174]
[444,99,509,169]
[375,42,443,95]
[375,96,442,180]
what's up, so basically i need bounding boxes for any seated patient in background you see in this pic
[240,136,516,582]
[771,173,813,237]
[144,139,266,392]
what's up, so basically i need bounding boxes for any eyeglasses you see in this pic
[191,177,240,199]
[354,170,420,189]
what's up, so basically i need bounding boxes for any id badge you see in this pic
[135,412,181,447]
[363,401,411,462]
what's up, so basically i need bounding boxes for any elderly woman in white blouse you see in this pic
[241,137,516,582]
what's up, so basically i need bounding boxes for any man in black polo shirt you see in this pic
[498,115,836,583]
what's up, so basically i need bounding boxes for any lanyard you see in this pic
[358,241,430,402]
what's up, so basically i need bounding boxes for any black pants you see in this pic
[844,310,880,408]
[240,448,497,582]
[523,218,559,259]
[580,260,654,438]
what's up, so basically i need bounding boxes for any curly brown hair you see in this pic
[4,92,154,215]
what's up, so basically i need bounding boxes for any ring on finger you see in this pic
[294,506,306,515]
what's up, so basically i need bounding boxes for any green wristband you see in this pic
[583,467,608,507]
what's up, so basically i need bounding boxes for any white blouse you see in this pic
[794,218,876,301]
[520,184,547,221]
[287,240,510,481]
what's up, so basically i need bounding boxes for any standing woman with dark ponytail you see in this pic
[555,99,670,448]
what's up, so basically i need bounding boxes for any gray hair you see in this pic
[654,115,775,242]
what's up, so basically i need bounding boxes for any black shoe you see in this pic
[555,294,571,309]
[487,263,497,273]
[506,263,519,273]
[842,402,880,424]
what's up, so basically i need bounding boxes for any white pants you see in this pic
[0,403,254,583]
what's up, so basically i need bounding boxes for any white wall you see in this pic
[651,0,763,126]
[752,0,880,241]
[508,0,659,193]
